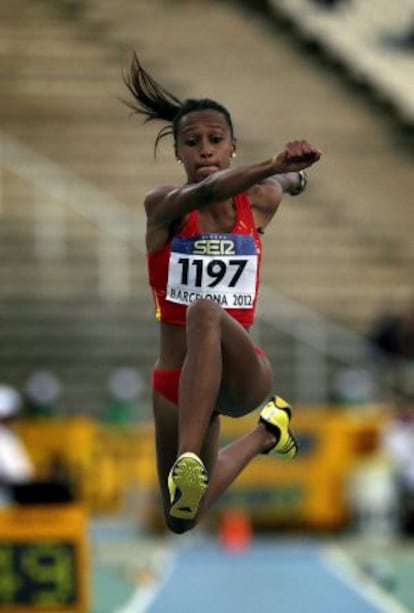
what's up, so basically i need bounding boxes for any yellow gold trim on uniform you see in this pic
[152,289,161,321]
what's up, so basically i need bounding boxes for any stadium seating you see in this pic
[0,0,412,408]
[269,0,414,125]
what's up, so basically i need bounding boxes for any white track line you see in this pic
[114,550,178,613]
[322,545,411,613]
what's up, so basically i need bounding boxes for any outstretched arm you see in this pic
[146,140,320,222]
[145,140,321,250]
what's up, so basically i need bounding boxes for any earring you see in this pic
[177,159,183,164]
[231,152,237,159]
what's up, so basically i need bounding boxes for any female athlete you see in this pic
[124,53,322,534]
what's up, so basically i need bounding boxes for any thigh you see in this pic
[152,391,220,519]
[218,312,273,415]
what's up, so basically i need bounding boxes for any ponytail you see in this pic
[123,52,184,152]
[123,53,235,155]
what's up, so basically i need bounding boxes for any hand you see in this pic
[272,140,322,173]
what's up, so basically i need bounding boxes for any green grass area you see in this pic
[342,539,414,611]
[92,565,134,613]
[387,553,414,610]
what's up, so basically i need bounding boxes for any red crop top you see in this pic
[147,192,262,328]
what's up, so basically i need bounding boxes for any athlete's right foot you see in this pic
[168,452,208,520]
[259,396,298,460]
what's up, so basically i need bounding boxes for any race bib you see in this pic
[166,234,258,309]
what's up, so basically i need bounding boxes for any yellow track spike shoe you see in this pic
[259,396,298,460]
[168,452,208,520]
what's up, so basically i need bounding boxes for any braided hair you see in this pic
[123,52,235,154]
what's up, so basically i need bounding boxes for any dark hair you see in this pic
[123,52,234,154]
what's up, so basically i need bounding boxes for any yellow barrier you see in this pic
[14,407,386,530]
[15,418,157,515]
[216,407,385,530]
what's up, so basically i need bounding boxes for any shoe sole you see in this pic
[169,456,208,520]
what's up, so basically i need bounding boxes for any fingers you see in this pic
[272,140,322,174]
[284,139,322,164]
[272,140,322,173]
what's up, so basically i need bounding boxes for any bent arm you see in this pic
[145,140,321,250]
[250,169,310,232]
[146,157,281,228]
[146,140,321,226]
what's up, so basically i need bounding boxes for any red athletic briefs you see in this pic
[151,367,181,406]
[152,346,266,406]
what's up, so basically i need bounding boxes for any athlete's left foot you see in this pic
[259,396,298,460]
[168,452,208,520]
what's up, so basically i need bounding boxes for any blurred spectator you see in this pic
[0,384,34,506]
[347,455,398,542]
[102,367,145,424]
[369,298,414,402]
[23,370,63,418]
[382,402,414,536]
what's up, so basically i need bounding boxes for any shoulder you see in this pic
[144,185,176,217]
[144,185,177,253]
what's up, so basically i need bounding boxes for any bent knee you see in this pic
[186,298,221,330]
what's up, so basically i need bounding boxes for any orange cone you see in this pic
[219,507,252,553]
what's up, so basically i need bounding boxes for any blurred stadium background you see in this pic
[1,0,414,611]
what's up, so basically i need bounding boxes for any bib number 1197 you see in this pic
[177,257,247,288]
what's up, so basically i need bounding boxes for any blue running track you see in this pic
[147,540,385,613]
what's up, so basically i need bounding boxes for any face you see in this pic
[175,109,236,183]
